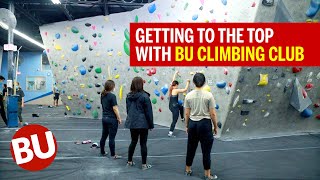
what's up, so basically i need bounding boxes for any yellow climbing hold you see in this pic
[118,51,122,56]
[190,72,195,75]
[119,85,123,100]
[238,105,241,108]
[112,32,115,36]
[96,53,100,57]
[66,106,71,111]
[104,17,109,21]
[257,74,268,86]
[108,52,113,56]
[54,44,62,50]
[61,54,65,59]
[203,85,211,92]
[183,93,187,96]
[115,74,120,79]
[268,99,272,102]
[68,96,72,100]
[266,94,271,97]
[80,84,85,88]
[262,109,265,112]
[245,119,248,122]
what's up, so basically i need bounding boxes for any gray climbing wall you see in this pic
[221,67,320,140]
[39,0,258,131]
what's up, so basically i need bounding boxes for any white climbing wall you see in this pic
[39,0,258,134]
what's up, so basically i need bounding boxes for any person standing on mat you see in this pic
[125,77,154,170]
[168,71,190,137]
[0,76,7,126]
[53,83,60,107]
[184,73,218,180]
[99,80,122,159]
[15,82,25,126]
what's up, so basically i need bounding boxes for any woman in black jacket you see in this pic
[125,77,154,170]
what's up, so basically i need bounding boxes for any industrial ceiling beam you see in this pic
[14,4,43,26]
[104,0,109,15]
[61,4,73,21]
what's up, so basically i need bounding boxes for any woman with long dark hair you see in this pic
[100,80,122,159]
[125,77,154,170]
[168,71,190,137]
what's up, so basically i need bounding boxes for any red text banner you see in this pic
[130,23,320,67]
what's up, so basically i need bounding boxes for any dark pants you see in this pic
[100,117,118,156]
[169,105,184,132]
[186,119,214,170]
[128,129,149,164]
[18,102,23,122]
[0,98,7,125]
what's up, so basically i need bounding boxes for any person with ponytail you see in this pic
[168,71,190,137]
[100,80,122,159]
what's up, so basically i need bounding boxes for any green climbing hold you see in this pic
[133,67,139,73]
[92,110,99,119]
[88,84,93,88]
[76,110,81,115]
[124,39,130,56]
[140,67,145,71]
[152,98,157,104]
[124,29,130,41]
[89,98,94,102]
[80,35,84,40]
[148,79,152,84]
[98,33,102,38]
[54,63,58,67]
[95,67,102,74]
[70,77,74,81]
[134,15,139,22]
[71,26,79,33]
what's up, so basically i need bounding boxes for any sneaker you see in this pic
[181,118,185,122]
[142,164,152,170]
[168,133,176,138]
[126,161,135,167]
[185,170,192,176]
[204,175,218,180]
[111,155,122,159]
[100,152,108,156]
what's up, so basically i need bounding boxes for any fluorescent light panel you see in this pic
[0,22,45,49]
[51,0,61,4]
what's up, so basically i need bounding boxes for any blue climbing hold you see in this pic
[61,90,65,93]
[178,100,184,105]
[154,90,160,97]
[71,44,79,51]
[55,33,61,39]
[153,77,159,85]
[161,85,169,95]
[86,103,92,110]
[80,94,84,99]
[216,81,227,88]
[148,4,156,13]
[221,0,227,6]
[192,14,198,21]
[62,80,66,84]
[79,65,86,75]
[301,108,313,118]
[63,65,67,70]
[42,50,47,55]
[215,104,219,110]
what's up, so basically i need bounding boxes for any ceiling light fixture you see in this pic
[0,22,45,49]
[51,0,61,4]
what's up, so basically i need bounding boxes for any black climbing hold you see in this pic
[89,65,94,69]
[92,33,97,38]
[217,121,222,129]
[88,69,92,72]
[73,112,76,116]
[95,83,101,87]
[247,68,251,71]
[82,57,86,62]
[242,99,256,104]
[94,75,98,79]
[89,46,93,51]
[281,72,286,78]
[97,106,100,109]
[64,112,67,115]
[84,39,88,43]
[86,99,89,101]
[97,91,101,94]
[238,76,244,83]
[241,111,250,115]
[85,23,91,27]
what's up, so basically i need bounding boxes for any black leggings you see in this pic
[0,99,7,126]
[128,129,149,164]
[186,119,214,170]
[100,117,118,156]
[169,105,184,132]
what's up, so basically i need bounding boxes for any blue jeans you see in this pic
[100,117,118,156]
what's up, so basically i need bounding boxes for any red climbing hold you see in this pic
[292,67,302,73]
[316,114,320,119]
[305,83,314,91]
[151,68,156,75]
[314,103,320,108]
[302,89,308,98]
[228,82,232,87]
[161,96,164,100]
[159,108,162,112]
[143,80,146,83]
[147,69,152,76]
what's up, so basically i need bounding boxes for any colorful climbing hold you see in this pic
[95,67,102,74]
[133,67,139,73]
[79,66,86,75]
[134,15,139,22]
[221,0,227,6]
[184,3,189,10]
[203,85,211,92]
[119,85,123,100]
[148,4,156,13]
[66,106,71,111]
[54,44,62,50]
[55,33,61,39]
[85,23,91,27]
[153,77,159,85]
[154,90,160,97]
[178,100,184,105]
[71,44,79,51]
[98,33,102,38]
[124,28,130,41]
[257,74,268,86]
[71,26,79,33]
[152,98,157,104]
[92,110,99,119]
[216,81,227,88]
[124,40,130,56]
[301,108,313,118]
[215,104,219,110]
[68,96,72,100]
[86,103,92,110]
[92,33,97,38]
[192,14,199,21]
[161,85,169,95]
[115,74,120,79]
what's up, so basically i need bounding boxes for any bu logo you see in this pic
[10,124,58,171]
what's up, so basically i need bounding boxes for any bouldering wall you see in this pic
[39,0,258,133]
[221,67,320,140]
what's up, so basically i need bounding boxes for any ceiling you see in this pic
[0,0,153,52]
